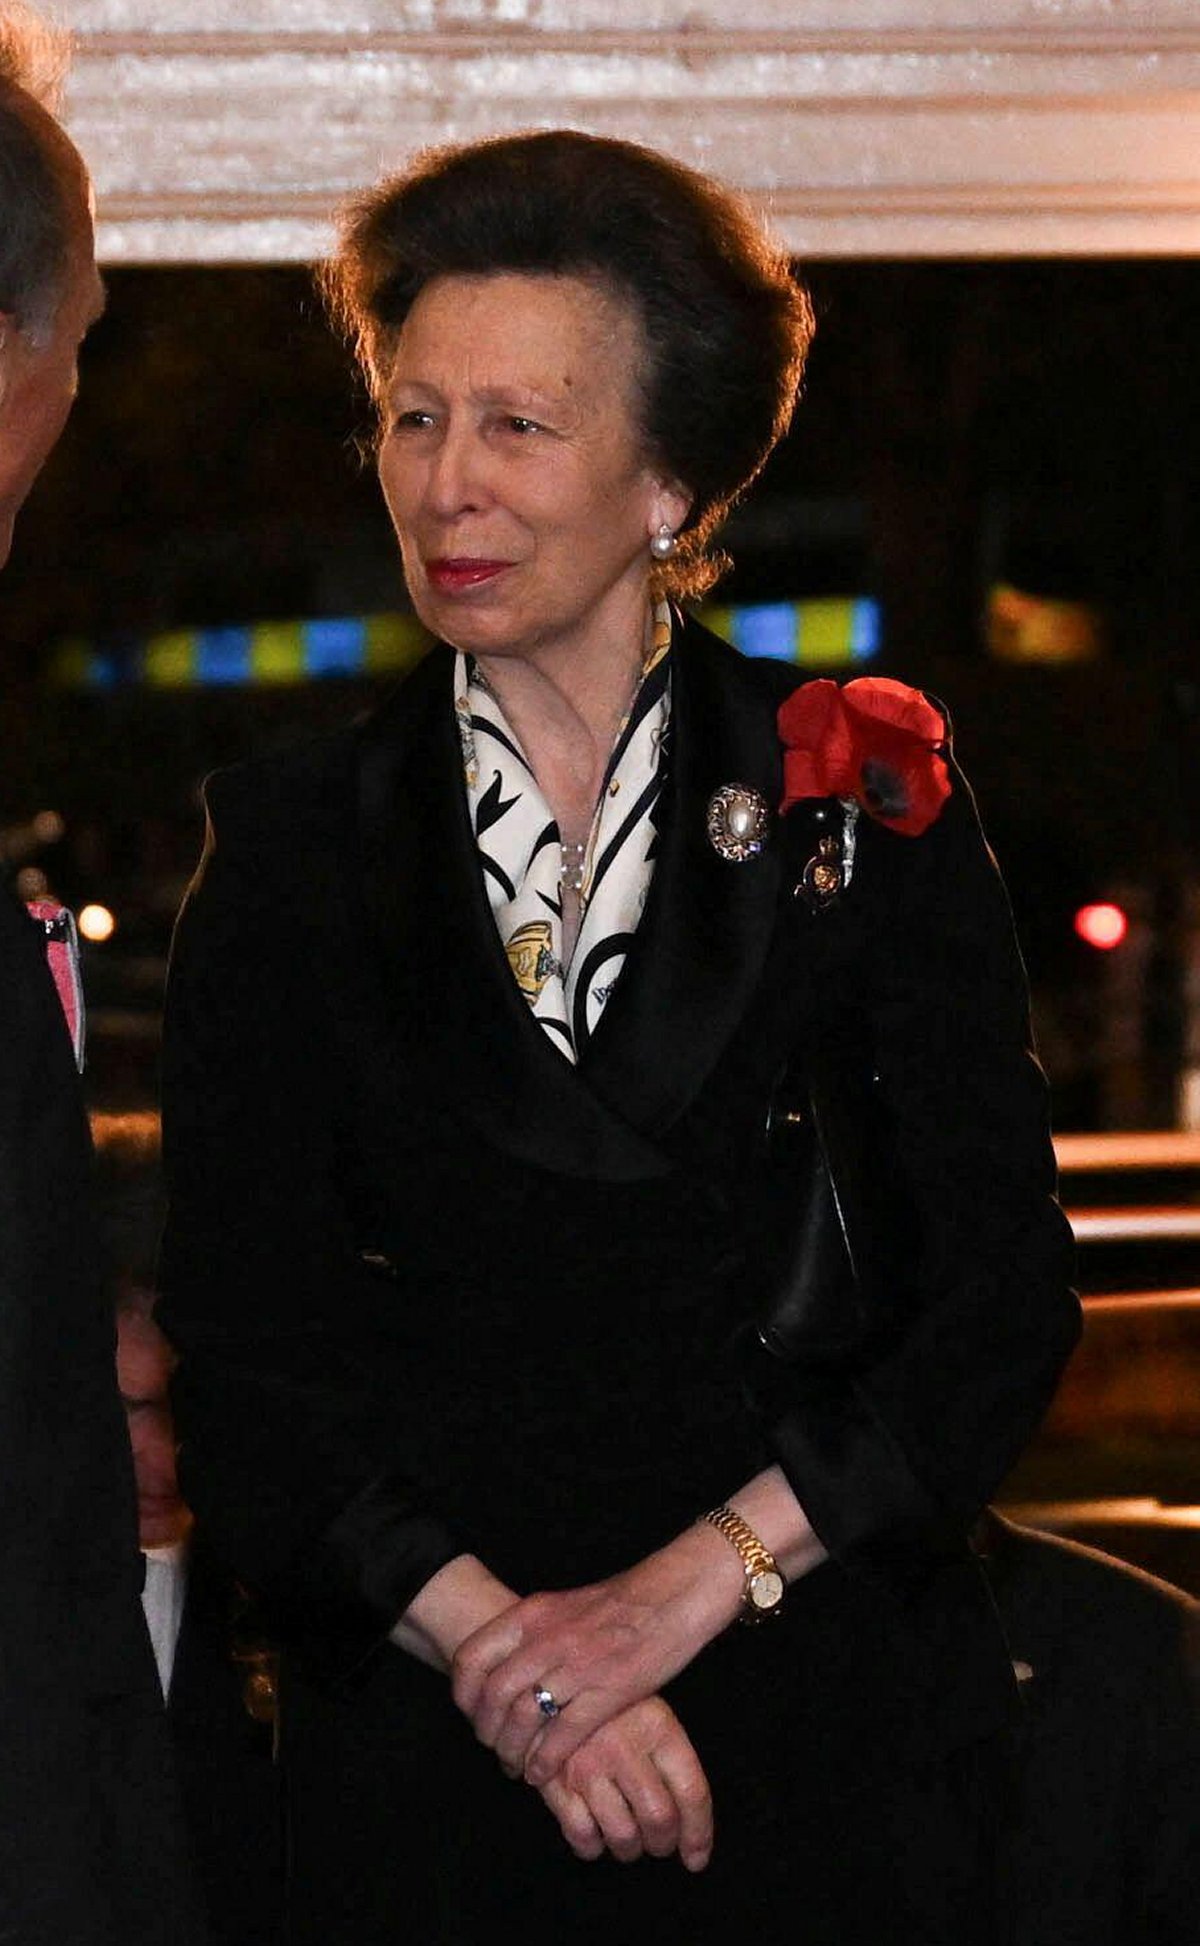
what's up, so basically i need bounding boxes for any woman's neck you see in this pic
[473,606,653,846]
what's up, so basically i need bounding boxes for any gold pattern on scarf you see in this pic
[506,920,558,1002]
[643,602,672,676]
[455,694,479,789]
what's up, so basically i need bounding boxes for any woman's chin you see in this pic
[415,595,529,660]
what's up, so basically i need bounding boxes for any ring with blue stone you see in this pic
[532,1685,560,1719]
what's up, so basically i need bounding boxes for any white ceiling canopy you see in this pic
[58,2,1200,262]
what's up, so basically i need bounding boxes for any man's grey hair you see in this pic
[0,4,76,340]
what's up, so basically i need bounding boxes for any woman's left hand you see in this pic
[451,1524,744,1787]
[537,1694,714,1870]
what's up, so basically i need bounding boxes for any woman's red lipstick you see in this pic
[426,558,510,592]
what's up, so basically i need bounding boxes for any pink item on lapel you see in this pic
[27,899,86,1071]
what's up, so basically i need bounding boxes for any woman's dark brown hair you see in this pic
[321,130,814,597]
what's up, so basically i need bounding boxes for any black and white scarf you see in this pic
[455,605,672,1062]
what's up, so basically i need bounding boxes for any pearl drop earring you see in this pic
[649,523,677,561]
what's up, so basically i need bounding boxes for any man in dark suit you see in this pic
[98,1112,285,1944]
[0,12,202,1939]
[981,1513,1200,1945]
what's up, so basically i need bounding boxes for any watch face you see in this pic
[748,1569,784,1612]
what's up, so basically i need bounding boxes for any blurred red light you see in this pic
[1074,902,1127,950]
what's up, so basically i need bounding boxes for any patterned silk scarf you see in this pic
[455,605,672,1063]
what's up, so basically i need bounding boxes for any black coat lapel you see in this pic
[582,614,786,1135]
[355,646,671,1182]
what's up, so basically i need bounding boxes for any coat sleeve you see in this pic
[752,758,1080,1578]
[158,766,465,1680]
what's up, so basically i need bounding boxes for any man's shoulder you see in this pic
[988,1513,1200,1662]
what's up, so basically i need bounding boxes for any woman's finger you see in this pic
[609,1755,681,1859]
[493,1680,569,1777]
[523,1687,620,1787]
[650,1727,713,1872]
[576,1775,644,1864]
[539,1777,605,1862]
[454,1598,582,1748]
[450,1608,528,1720]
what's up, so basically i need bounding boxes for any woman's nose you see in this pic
[424,422,486,518]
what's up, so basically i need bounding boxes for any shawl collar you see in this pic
[581,612,786,1131]
[355,615,785,1179]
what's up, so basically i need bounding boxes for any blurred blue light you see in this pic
[304,617,365,678]
[850,599,882,663]
[731,602,797,661]
[198,627,252,685]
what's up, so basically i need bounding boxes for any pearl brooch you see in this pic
[706,784,770,862]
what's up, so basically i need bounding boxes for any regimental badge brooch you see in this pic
[794,801,859,910]
[798,830,844,910]
[706,784,770,863]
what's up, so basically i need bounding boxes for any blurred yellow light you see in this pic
[143,630,197,688]
[251,619,305,685]
[365,612,430,674]
[78,903,116,943]
[987,583,1101,664]
[32,810,64,844]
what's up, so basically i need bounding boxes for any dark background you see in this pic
[3,258,1198,1120]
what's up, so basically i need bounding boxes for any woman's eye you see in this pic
[504,415,541,436]
[390,409,435,433]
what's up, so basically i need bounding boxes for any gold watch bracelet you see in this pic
[701,1503,784,1622]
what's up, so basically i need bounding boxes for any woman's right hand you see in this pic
[397,1558,712,1866]
[535,1695,712,1872]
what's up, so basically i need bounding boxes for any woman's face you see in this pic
[376,271,689,666]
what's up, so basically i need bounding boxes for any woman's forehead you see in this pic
[387,270,642,394]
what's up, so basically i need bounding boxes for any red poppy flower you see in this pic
[778,677,951,837]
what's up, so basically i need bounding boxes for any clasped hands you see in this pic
[400,1471,816,1871]
[449,1534,745,1873]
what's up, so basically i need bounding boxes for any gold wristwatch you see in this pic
[702,1504,785,1624]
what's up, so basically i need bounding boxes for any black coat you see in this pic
[159,618,1079,1931]
[0,885,203,1944]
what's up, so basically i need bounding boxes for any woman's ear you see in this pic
[648,478,693,543]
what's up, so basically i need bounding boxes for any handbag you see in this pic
[754,1026,920,1366]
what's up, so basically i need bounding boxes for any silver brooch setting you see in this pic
[706,784,770,862]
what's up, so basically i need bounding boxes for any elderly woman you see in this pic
[159,132,1077,1943]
